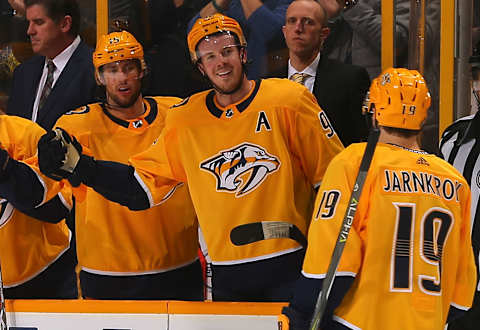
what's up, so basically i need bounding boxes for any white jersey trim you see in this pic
[134,170,154,207]
[450,301,471,311]
[211,246,303,266]
[332,315,362,330]
[301,270,357,280]
[58,191,72,211]
[80,256,199,276]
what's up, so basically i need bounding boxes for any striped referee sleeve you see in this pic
[440,113,480,292]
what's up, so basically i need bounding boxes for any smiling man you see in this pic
[37,14,344,302]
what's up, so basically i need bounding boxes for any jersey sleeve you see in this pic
[451,183,477,310]
[302,147,364,278]
[0,118,52,208]
[287,89,344,188]
[129,127,184,207]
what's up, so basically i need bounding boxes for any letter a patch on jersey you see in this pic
[255,111,271,133]
[200,143,281,197]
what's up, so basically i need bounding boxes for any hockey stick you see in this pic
[230,221,307,248]
[0,260,7,330]
[309,128,380,330]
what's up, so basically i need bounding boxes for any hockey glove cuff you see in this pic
[281,306,310,330]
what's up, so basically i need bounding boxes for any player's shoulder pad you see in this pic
[145,96,182,108]
[169,89,211,110]
[64,104,92,116]
[261,78,313,105]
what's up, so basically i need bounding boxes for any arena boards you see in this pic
[3,300,286,330]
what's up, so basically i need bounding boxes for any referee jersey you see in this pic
[440,111,480,329]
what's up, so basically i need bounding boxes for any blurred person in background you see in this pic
[269,0,369,146]
[189,0,294,79]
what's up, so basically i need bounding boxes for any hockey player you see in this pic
[37,31,203,300]
[282,68,477,329]
[37,14,344,301]
[0,115,76,298]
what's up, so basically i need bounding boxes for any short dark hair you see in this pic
[25,0,80,37]
[381,126,420,139]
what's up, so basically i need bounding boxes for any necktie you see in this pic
[38,60,56,110]
[290,72,308,86]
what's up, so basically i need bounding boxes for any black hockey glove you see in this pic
[38,128,82,182]
[281,306,310,330]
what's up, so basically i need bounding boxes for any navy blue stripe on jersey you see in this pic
[143,97,158,125]
[237,79,261,112]
[100,98,158,128]
[0,158,45,209]
[206,91,222,118]
[101,103,130,128]
[18,195,69,223]
[76,155,150,211]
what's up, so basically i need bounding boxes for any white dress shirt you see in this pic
[287,52,320,93]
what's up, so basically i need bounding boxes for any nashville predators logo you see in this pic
[200,143,281,197]
[0,200,14,228]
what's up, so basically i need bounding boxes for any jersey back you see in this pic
[303,143,477,330]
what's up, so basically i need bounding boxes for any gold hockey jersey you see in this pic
[130,79,344,265]
[54,97,199,275]
[0,115,71,287]
[303,143,477,329]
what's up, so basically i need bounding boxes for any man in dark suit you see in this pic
[269,0,369,146]
[7,0,96,130]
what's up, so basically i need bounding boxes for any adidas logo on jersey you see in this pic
[200,143,280,197]
[416,157,430,166]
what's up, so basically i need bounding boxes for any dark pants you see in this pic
[80,259,204,300]
[448,293,480,330]
[211,249,305,302]
[4,246,77,299]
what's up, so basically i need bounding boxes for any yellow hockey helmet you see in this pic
[93,31,146,84]
[366,68,431,130]
[187,13,247,63]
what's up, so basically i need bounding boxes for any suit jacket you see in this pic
[267,55,370,146]
[7,40,97,130]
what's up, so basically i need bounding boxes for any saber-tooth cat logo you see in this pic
[200,143,280,197]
